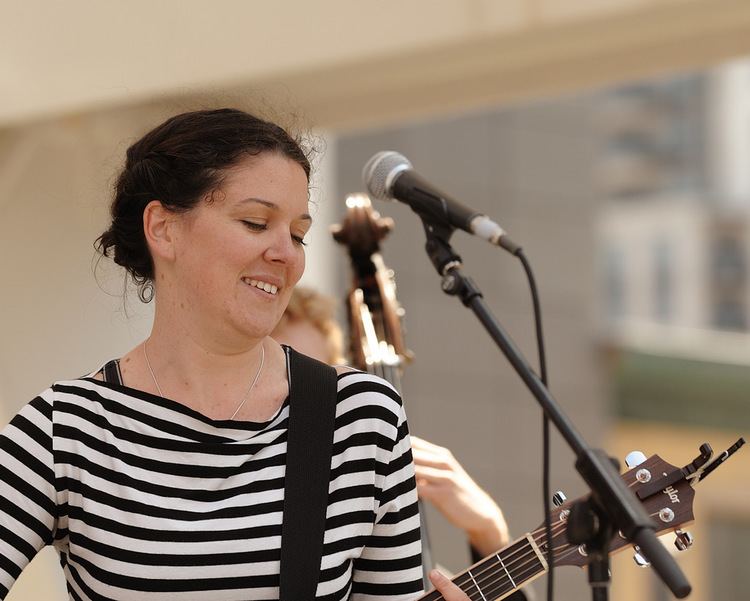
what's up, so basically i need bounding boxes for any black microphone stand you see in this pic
[420,218,691,601]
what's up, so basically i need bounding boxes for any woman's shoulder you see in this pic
[333,367,404,420]
[7,370,113,429]
[334,366,400,394]
[42,359,137,410]
[334,364,358,377]
[47,370,116,401]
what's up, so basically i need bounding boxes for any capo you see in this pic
[636,442,715,500]
[683,443,714,478]
[697,437,746,482]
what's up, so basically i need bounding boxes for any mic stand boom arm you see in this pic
[421,220,691,601]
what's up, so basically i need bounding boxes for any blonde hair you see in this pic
[276,286,346,364]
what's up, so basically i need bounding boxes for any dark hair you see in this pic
[96,108,311,302]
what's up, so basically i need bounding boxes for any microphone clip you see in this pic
[423,220,460,275]
[422,221,483,307]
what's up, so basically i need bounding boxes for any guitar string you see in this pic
[448,531,582,601]
[422,517,572,600]
[431,504,665,599]
[529,506,668,571]
[419,443,669,598]
[457,523,568,600]
[460,506,665,601]
[469,547,548,601]
[450,474,642,596]
[469,513,643,601]
[425,530,563,601]
[438,503,582,597]
[480,526,581,600]
[470,563,547,601]
[437,516,570,598]
[444,502,664,601]
[442,521,569,600]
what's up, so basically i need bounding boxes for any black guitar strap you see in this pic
[280,347,338,601]
[102,359,123,386]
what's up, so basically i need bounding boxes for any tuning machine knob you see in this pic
[674,530,694,551]
[633,545,650,568]
[552,491,567,507]
[625,451,647,468]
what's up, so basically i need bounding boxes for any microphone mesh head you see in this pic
[362,151,412,200]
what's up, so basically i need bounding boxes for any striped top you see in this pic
[0,357,423,600]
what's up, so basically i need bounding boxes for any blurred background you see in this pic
[1,1,749,599]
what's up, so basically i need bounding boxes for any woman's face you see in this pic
[168,152,311,344]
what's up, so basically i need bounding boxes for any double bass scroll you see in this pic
[331,193,413,389]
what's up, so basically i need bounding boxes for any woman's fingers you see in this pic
[409,435,441,452]
[428,570,472,601]
[414,464,454,486]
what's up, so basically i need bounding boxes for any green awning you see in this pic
[613,350,750,430]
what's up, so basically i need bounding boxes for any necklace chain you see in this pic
[142,340,265,420]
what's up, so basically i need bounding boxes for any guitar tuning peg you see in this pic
[552,491,567,507]
[625,451,647,468]
[674,530,694,551]
[633,545,650,568]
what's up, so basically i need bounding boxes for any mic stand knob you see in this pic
[566,497,613,601]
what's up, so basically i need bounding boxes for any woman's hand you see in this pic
[411,435,510,556]
[428,569,472,601]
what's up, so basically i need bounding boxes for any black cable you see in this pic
[517,249,553,601]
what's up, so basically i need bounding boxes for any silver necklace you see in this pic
[142,340,265,420]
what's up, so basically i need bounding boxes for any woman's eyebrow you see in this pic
[238,197,312,221]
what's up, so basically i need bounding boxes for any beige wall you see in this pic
[3,0,750,131]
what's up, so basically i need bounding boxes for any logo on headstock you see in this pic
[664,485,680,504]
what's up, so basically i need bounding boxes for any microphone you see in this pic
[362,151,520,254]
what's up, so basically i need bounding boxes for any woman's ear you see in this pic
[143,200,177,262]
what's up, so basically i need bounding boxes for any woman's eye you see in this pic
[242,220,306,246]
[242,221,267,232]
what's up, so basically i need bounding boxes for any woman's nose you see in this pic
[264,228,299,264]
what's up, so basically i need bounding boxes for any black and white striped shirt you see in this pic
[0,360,423,600]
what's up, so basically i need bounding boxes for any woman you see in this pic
[0,109,468,600]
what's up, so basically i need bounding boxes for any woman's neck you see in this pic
[118,311,288,421]
[147,316,266,376]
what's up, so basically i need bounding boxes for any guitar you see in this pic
[418,439,745,600]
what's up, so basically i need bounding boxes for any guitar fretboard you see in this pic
[420,533,547,601]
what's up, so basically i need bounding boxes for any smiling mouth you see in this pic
[242,278,279,296]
